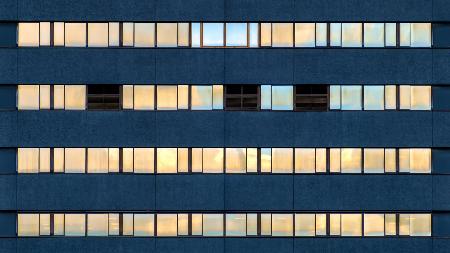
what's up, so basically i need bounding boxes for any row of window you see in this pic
[18,22,432,48]
[17,212,431,237]
[17,85,432,111]
[17,148,431,174]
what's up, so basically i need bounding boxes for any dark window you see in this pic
[87,85,121,110]
[295,85,328,111]
[225,85,259,110]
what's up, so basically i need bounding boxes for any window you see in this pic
[65,214,86,236]
[295,148,326,173]
[54,22,65,46]
[400,214,431,236]
[385,85,397,109]
[271,86,293,110]
[226,214,246,236]
[18,214,39,236]
[225,85,259,110]
[109,22,120,47]
[178,214,189,235]
[123,214,134,235]
[385,23,397,46]
[157,85,178,110]
[385,214,397,235]
[295,23,315,47]
[157,23,177,47]
[249,23,259,47]
[18,23,39,47]
[330,23,342,47]
[295,85,328,111]
[260,23,272,47]
[191,23,201,47]
[261,214,272,235]
[134,214,154,236]
[330,148,362,173]
[331,85,362,110]
[400,85,431,110]
[203,148,224,173]
[247,214,258,235]
[192,214,203,235]
[123,23,135,46]
[18,85,39,110]
[39,85,51,109]
[157,148,178,173]
[157,214,177,236]
[316,23,327,47]
[87,214,108,236]
[364,214,384,236]
[364,86,384,110]
[411,23,431,47]
[272,148,293,173]
[203,214,223,236]
[226,148,246,173]
[272,23,293,47]
[342,23,362,47]
[108,214,120,235]
[134,23,155,47]
[65,85,86,110]
[87,148,119,173]
[203,23,224,47]
[65,148,86,173]
[399,148,431,173]
[316,214,327,236]
[54,214,65,235]
[134,148,154,173]
[39,22,50,46]
[178,23,190,47]
[191,85,223,110]
[134,85,155,110]
[39,214,50,235]
[226,23,247,47]
[87,85,120,110]
[65,23,86,47]
[295,214,315,236]
[341,214,362,236]
[272,214,293,236]
[364,149,385,173]
[88,23,108,47]
[364,23,384,47]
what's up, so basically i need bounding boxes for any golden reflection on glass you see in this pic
[247,214,258,235]
[178,23,190,47]
[341,148,361,173]
[213,85,223,109]
[316,23,327,47]
[123,214,134,236]
[18,85,39,110]
[410,214,431,236]
[260,23,272,47]
[272,86,293,110]
[122,22,134,47]
[272,214,293,236]
[411,23,431,47]
[53,148,64,173]
[39,214,50,235]
[203,148,223,173]
[295,23,315,47]
[329,214,341,235]
[39,85,51,109]
[385,214,397,235]
[177,214,189,235]
[260,148,272,173]
[247,148,258,173]
[191,86,212,110]
[65,214,86,236]
[53,85,65,109]
[177,85,189,109]
[261,214,272,235]
[38,148,50,173]
[400,23,411,46]
[202,23,224,47]
[18,214,39,236]
[134,148,154,173]
[157,148,177,173]
[54,22,65,46]
[65,23,86,47]
[39,22,51,46]
[226,148,246,173]
[87,148,109,173]
[399,85,411,109]
[272,148,293,173]
[410,148,431,173]
[295,148,315,173]
[134,85,155,110]
[122,85,134,109]
[364,148,384,173]
[316,149,327,173]
[295,214,315,236]
[134,214,154,236]
[261,85,272,109]
[316,214,327,236]
[330,23,341,47]
[341,214,362,236]
[364,214,384,236]
[364,85,384,110]
[65,148,85,173]
[226,23,248,47]
[226,214,246,236]
[108,148,119,173]
[177,148,189,173]
[109,22,120,47]
[384,149,397,173]
[122,148,134,173]
[157,214,178,236]
[329,148,341,173]
[87,214,108,236]
[341,85,362,110]
[385,23,397,47]
[203,214,224,236]
[192,148,203,172]
[411,86,431,110]
[54,214,64,235]
[157,85,177,110]
[88,23,108,47]
[157,23,177,47]
[134,23,155,47]
[192,214,203,235]
[18,148,39,173]
[272,23,293,47]
[342,23,362,47]
[364,23,384,47]
[385,85,397,109]
[399,214,410,235]
[399,149,410,173]
[108,213,120,236]
[18,23,39,47]
[65,85,86,110]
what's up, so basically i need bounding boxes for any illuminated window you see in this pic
[178,85,189,109]
[54,148,64,173]
[272,23,293,47]
[65,148,86,173]
[65,23,86,47]
[330,23,342,47]
[65,214,86,236]
[18,85,39,110]
[295,23,315,47]
[213,85,223,109]
[203,214,223,236]
[249,23,259,47]
[54,22,65,46]
[272,148,293,173]
[157,214,177,236]
[411,23,431,47]
[260,148,272,173]
[121,23,134,46]
[247,148,258,173]
[134,148,154,173]
[87,214,108,236]
[364,149,385,173]
[134,214,154,236]
[329,85,341,110]
[226,214,246,236]
[39,22,51,46]
[18,23,39,47]
[65,85,86,110]
[157,23,177,47]
[316,23,327,47]
[134,85,155,110]
[191,86,212,110]
[203,23,224,47]
[295,148,315,173]
[109,22,120,47]
[330,149,341,173]
[364,214,384,236]
[341,214,362,236]
[400,23,411,46]
[341,86,362,110]
[18,214,39,236]
[177,148,189,173]
[157,148,177,173]
[341,148,362,173]
[226,23,247,47]
[122,85,134,109]
[108,214,120,236]
[178,23,190,47]
[157,85,177,110]
[364,23,384,47]
[272,86,293,110]
[385,23,397,47]
[261,85,272,109]
[53,85,65,109]
[134,23,155,47]
[385,149,397,173]
[226,148,246,173]
[88,23,108,47]
[203,148,224,173]
[272,214,293,236]
[411,86,431,110]
[39,214,50,235]
[364,85,384,110]
[295,214,315,236]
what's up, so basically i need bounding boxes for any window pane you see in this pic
[260,23,272,47]
[410,214,431,236]
[213,85,223,109]
[108,214,120,235]
[203,23,224,46]
[295,149,315,173]
[399,214,410,235]
[411,23,431,47]
[134,148,154,173]
[18,85,39,110]
[341,148,361,173]
[134,23,155,47]
[364,148,384,173]
[18,214,39,236]
[157,23,177,47]
[177,85,189,109]
[261,85,272,109]
[54,85,65,109]
[192,148,203,172]
[261,214,272,235]
[40,22,50,46]
[18,23,39,47]
[295,214,315,236]
[192,214,203,235]
[177,148,189,173]
[295,23,315,47]
[18,148,39,173]
[226,23,247,47]
[39,214,50,235]
[247,148,258,173]
[385,23,397,47]
[65,148,85,173]
[364,214,384,236]
[203,214,224,236]
[316,214,327,236]
[316,149,327,173]
[226,148,246,173]
[342,23,362,47]
[157,214,177,236]
[108,148,119,173]
[385,149,397,173]
[178,214,189,235]
[65,85,86,110]
[226,214,246,236]
[39,85,51,109]
[272,86,293,110]
[203,148,224,173]
[316,23,327,47]
[122,85,134,109]
[329,85,341,110]
[364,85,384,110]
[191,86,212,110]
[399,85,411,109]
[134,214,154,236]
[247,214,258,235]
[330,148,341,173]
[364,23,384,47]
[87,148,108,173]
[399,149,410,173]
[178,23,190,47]
[341,214,362,236]
[88,23,108,47]
[272,148,293,173]
[39,148,50,173]
[54,148,64,173]
[385,214,397,235]
[123,22,134,46]
[54,214,64,235]
[330,23,342,47]
[65,214,86,236]
[65,23,86,47]
[341,85,362,110]
[249,23,259,47]
[400,23,411,46]
[411,86,431,110]
[261,148,272,173]
[87,214,108,236]
[54,22,65,46]
[385,85,397,109]
[157,148,177,173]
[329,214,341,235]
[272,214,293,236]
[157,85,177,110]
[272,23,293,47]
[122,148,134,173]
[410,148,431,173]
[191,23,201,47]
[109,22,120,47]
[123,214,134,235]
[134,85,154,110]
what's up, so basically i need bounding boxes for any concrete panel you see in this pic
[225,0,293,21]
[156,238,224,253]
[156,0,224,21]
[0,49,17,84]
[0,175,16,210]
[0,149,16,174]
[432,112,450,147]
[433,175,450,211]
[226,238,293,253]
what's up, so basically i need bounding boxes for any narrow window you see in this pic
[329,85,341,110]
[54,214,65,235]
[246,214,258,235]
[123,214,134,235]
[191,23,201,47]
[330,23,342,47]
[177,85,189,109]
[385,23,397,47]
[400,23,411,46]
[108,214,120,236]
[108,22,120,47]
[178,23,190,47]
[122,22,134,47]
[260,214,272,235]
[249,23,259,47]
[177,214,189,235]
[122,85,134,109]
[39,214,50,235]
[260,23,272,47]
[315,23,327,47]
[53,85,65,109]
[53,22,65,46]
[316,214,327,236]
[212,85,223,109]
[260,85,272,109]
[385,85,397,109]
[39,85,51,109]
[39,22,51,46]
[192,214,203,235]
[385,214,397,235]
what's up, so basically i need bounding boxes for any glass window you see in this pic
[134,214,154,236]
[134,148,154,173]
[272,86,293,110]
[157,85,177,110]
[272,148,293,173]
[18,214,39,236]
[38,148,50,173]
[226,23,247,47]
[18,148,39,173]
[203,214,224,236]
[247,148,258,173]
[65,214,86,236]
[272,23,293,47]
[157,148,177,173]
[39,85,51,109]
[400,23,411,46]
[260,23,272,47]
[295,214,315,236]
[178,23,190,47]
[192,148,203,173]
[399,85,411,109]
[385,23,397,47]
[364,214,384,236]
[191,23,201,47]
[108,148,119,173]
[410,149,431,173]
[330,148,341,173]
[191,86,212,110]
[385,214,397,235]
[411,23,431,47]
[18,23,39,47]
[316,214,327,236]
[226,148,246,173]
[39,214,50,235]
[203,148,224,173]
[177,148,189,173]
[410,214,431,236]
[54,214,64,235]
[316,149,327,173]
[203,23,224,47]
[109,22,120,47]
[88,23,108,47]
[295,148,315,173]
[108,214,120,236]
[272,214,293,236]
[134,85,155,110]
[261,148,272,173]
[122,22,134,46]
[295,23,315,47]
[53,148,64,173]
[18,85,39,110]
[178,85,189,109]
[261,214,272,235]
[330,23,342,47]
[157,23,177,47]
[364,86,384,110]
[192,214,203,235]
[411,86,431,110]
[87,148,108,173]
[341,148,361,173]
[342,23,362,47]
[122,85,134,109]
[341,214,362,236]
[385,85,397,109]
[157,214,177,236]
[385,149,397,173]
[65,85,86,110]
[226,214,246,236]
[178,214,189,235]
[364,23,384,47]
[247,214,258,235]
[65,23,86,47]
[213,85,223,109]
[39,22,51,46]
[341,85,362,110]
[65,148,86,173]
[87,214,108,236]
[329,85,341,110]
[364,148,385,173]
[54,22,65,46]
[134,23,155,47]
[249,23,259,47]
[261,85,272,109]
[122,148,134,173]
[53,85,65,109]
[316,23,327,47]
[123,214,134,236]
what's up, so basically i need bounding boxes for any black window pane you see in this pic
[87,85,121,110]
[295,85,328,111]
[225,85,259,110]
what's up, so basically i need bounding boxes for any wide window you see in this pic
[88,23,108,47]
[400,214,431,236]
[18,85,39,110]
[364,23,384,47]
[65,214,86,236]
[134,85,155,110]
[400,85,431,110]
[191,85,223,110]
[157,214,177,236]
[226,23,247,47]
[65,23,86,47]
[295,23,315,47]
[156,23,177,47]
[411,23,432,47]
[272,23,294,47]
[87,214,108,236]
[65,85,86,110]
[272,148,293,173]
[87,85,120,110]
[364,86,384,110]
[266,85,293,110]
[330,85,362,110]
[295,148,326,173]
[295,85,328,111]
[18,23,39,47]
[134,214,154,236]
[225,85,259,110]
[134,23,155,47]
[399,148,431,173]
[342,23,362,47]
[341,214,362,236]
[295,214,315,236]
[18,214,39,236]
[203,214,224,236]
[203,23,224,47]
[133,148,154,173]
[65,148,86,173]
[156,148,178,173]
[364,149,385,173]
[364,214,384,236]
[226,214,246,236]
[272,214,293,236]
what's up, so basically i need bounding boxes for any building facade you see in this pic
[1,0,450,252]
